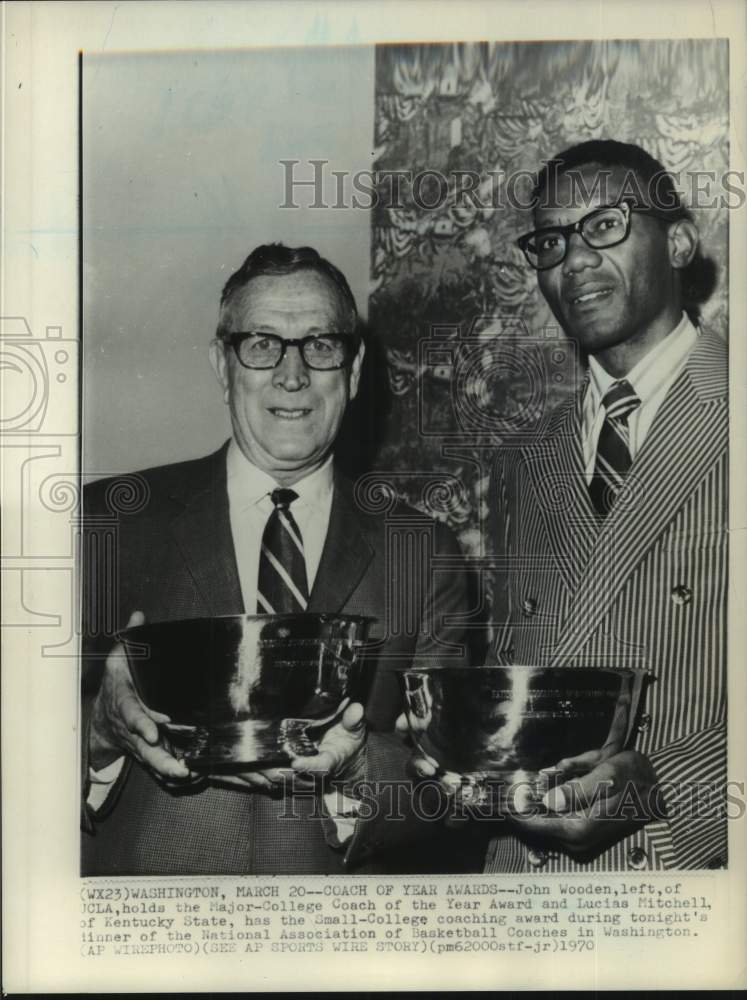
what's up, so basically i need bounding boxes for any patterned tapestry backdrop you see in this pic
[363,39,728,590]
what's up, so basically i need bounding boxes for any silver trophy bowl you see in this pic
[401,665,652,808]
[121,613,374,770]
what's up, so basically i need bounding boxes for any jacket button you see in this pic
[627,846,648,870]
[671,585,692,606]
[527,848,548,868]
[522,597,538,617]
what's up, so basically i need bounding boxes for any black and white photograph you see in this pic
[2,0,746,992]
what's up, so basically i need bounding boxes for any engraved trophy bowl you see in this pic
[120,613,375,770]
[400,665,652,810]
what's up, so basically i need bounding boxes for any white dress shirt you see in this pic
[226,439,334,610]
[581,313,699,481]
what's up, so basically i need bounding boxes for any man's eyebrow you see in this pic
[226,324,279,335]
[532,203,610,228]
[532,214,572,229]
[234,323,344,336]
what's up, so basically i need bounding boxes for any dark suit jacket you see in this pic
[486,331,728,871]
[81,444,475,875]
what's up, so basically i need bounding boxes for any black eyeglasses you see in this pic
[224,332,360,371]
[517,200,678,270]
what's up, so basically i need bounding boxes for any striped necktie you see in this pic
[256,488,309,614]
[588,379,641,517]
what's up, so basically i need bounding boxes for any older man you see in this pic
[81,244,471,875]
[483,139,727,871]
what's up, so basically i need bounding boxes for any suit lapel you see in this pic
[308,473,375,613]
[551,333,728,663]
[522,394,599,595]
[168,444,244,615]
[167,454,374,616]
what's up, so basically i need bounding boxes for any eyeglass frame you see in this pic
[516,198,682,271]
[221,330,361,371]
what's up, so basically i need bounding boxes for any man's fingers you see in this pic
[508,752,660,856]
[553,749,604,778]
[211,769,291,790]
[398,712,427,735]
[136,738,191,779]
[241,774,276,789]
[209,774,258,791]
[106,643,130,671]
[411,749,440,778]
[440,770,464,792]
[143,707,173,726]
[230,771,283,790]
[288,704,367,777]
[92,610,185,776]
[412,756,437,778]
[543,758,620,814]
[292,741,357,776]
[511,811,580,838]
[543,784,571,814]
[256,767,294,784]
[293,749,337,776]
[120,690,161,746]
[511,782,538,815]
[340,702,365,733]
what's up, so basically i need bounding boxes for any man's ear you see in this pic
[348,339,366,401]
[209,339,230,402]
[668,219,698,270]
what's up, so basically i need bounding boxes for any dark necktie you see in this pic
[256,488,309,614]
[588,379,641,517]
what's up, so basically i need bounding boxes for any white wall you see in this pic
[83,46,374,475]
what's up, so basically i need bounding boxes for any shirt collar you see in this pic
[226,438,334,512]
[587,312,698,407]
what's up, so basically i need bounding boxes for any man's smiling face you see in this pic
[210,270,363,486]
[535,163,683,372]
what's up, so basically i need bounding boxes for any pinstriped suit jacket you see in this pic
[486,331,727,872]
[80,445,472,875]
